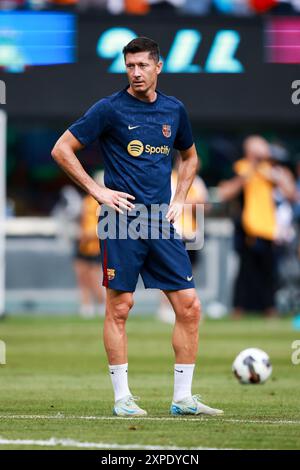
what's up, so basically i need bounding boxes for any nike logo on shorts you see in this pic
[187,276,193,281]
[128,125,140,130]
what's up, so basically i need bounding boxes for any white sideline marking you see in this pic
[0,436,227,450]
[0,414,299,425]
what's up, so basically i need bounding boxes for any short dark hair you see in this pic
[123,37,160,63]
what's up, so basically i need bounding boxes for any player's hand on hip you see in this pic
[96,187,135,214]
[166,200,184,224]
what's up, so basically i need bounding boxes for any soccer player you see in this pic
[51,37,223,417]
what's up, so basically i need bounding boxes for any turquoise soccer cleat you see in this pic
[113,395,147,417]
[170,394,224,416]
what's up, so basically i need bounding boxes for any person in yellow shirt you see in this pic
[218,135,290,318]
[50,0,78,5]
[74,172,105,318]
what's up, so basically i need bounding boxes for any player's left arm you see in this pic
[166,144,199,223]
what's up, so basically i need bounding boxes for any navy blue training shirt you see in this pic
[69,87,194,205]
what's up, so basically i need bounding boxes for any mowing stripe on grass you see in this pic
[0,437,232,450]
[0,415,299,425]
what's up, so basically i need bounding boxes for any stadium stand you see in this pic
[1,0,300,14]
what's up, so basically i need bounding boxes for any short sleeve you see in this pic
[174,103,194,151]
[68,99,110,146]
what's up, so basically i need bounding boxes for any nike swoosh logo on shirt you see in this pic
[128,125,140,130]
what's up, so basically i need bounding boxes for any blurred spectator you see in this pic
[293,158,300,261]
[79,0,109,11]
[269,143,296,244]
[73,170,105,319]
[0,0,25,9]
[149,0,184,7]
[106,0,150,14]
[125,0,150,14]
[52,177,105,318]
[291,0,300,12]
[51,185,83,221]
[74,191,105,319]
[50,0,78,5]
[157,161,208,323]
[249,0,277,13]
[218,136,295,318]
[27,0,48,8]
[1,0,300,13]
[0,0,78,8]
[293,158,300,224]
[268,144,298,315]
[180,0,211,15]
[106,0,124,14]
[6,198,16,218]
[213,0,252,15]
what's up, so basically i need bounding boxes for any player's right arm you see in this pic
[51,130,135,213]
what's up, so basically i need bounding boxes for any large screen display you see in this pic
[0,12,76,73]
[0,14,299,123]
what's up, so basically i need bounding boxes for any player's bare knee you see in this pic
[179,297,201,324]
[194,298,202,322]
[188,298,201,323]
[108,298,134,323]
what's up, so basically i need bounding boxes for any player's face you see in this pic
[125,52,162,95]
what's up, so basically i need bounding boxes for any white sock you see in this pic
[173,363,195,402]
[109,363,131,402]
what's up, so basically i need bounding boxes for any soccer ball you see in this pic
[232,348,272,384]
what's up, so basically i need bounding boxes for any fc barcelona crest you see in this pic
[162,124,171,138]
[107,268,115,281]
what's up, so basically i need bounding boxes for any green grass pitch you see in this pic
[0,314,299,450]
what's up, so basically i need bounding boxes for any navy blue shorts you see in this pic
[98,205,195,292]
